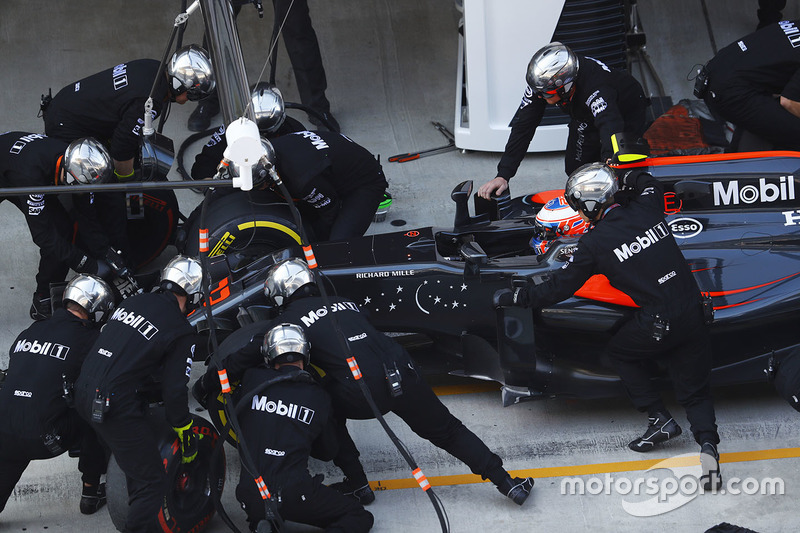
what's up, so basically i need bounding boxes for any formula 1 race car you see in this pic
[179,150,800,406]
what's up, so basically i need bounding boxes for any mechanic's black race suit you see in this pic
[269,131,388,241]
[220,295,512,488]
[42,59,166,163]
[499,55,648,178]
[74,291,196,533]
[703,19,800,150]
[234,365,373,532]
[516,170,719,446]
[0,131,121,294]
[191,115,307,180]
[0,308,106,512]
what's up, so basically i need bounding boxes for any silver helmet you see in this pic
[251,83,286,134]
[526,42,579,100]
[167,45,215,101]
[264,258,314,306]
[251,137,278,189]
[61,138,112,185]
[564,162,619,221]
[263,323,310,366]
[62,274,115,323]
[160,255,204,307]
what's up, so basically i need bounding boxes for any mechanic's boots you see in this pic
[30,292,52,321]
[700,442,722,491]
[187,95,220,132]
[628,412,682,452]
[329,477,375,505]
[497,476,534,505]
[79,483,106,515]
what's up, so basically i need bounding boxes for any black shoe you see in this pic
[700,442,722,491]
[80,483,106,515]
[188,96,220,132]
[329,478,375,505]
[628,412,682,452]
[309,110,340,133]
[497,476,534,505]
[30,292,52,321]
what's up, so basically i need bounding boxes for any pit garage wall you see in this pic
[455,0,627,153]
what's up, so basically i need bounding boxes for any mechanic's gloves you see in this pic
[493,287,529,308]
[104,248,131,278]
[173,420,203,464]
[191,377,211,410]
[92,258,116,282]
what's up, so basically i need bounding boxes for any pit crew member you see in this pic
[233,323,373,532]
[73,255,203,533]
[477,41,648,200]
[495,163,722,490]
[0,132,123,320]
[698,19,800,151]
[0,274,115,515]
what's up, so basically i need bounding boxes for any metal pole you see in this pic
[0,180,234,197]
[199,0,255,124]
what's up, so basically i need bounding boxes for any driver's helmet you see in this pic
[251,82,286,134]
[252,137,278,189]
[62,274,115,323]
[61,138,112,185]
[565,162,619,221]
[529,195,588,254]
[263,258,315,307]
[263,322,310,367]
[167,45,215,101]
[526,42,579,102]
[160,255,204,309]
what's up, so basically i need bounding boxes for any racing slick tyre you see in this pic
[106,408,225,533]
[124,189,180,269]
[178,190,308,270]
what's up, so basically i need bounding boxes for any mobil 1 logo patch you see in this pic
[668,217,703,239]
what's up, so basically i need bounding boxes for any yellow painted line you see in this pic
[368,447,800,492]
[430,382,500,396]
[237,220,302,244]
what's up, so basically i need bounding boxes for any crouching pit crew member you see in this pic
[495,162,722,490]
[0,274,115,515]
[197,258,534,506]
[74,255,203,533]
[233,323,374,533]
[0,133,122,320]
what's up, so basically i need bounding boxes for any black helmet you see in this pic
[62,274,115,323]
[251,83,286,134]
[262,323,310,367]
[263,258,315,306]
[564,162,619,221]
[526,42,579,101]
[167,45,215,101]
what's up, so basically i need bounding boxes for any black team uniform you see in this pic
[234,364,373,532]
[500,55,647,179]
[74,291,196,533]
[0,308,106,513]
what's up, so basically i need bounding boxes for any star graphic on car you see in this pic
[452,300,459,308]
[396,285,403,293]
[363,296,372,305]
[461,283,467,291]
[389,303,396,311]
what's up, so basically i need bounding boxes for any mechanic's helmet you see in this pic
[526,42,579,101]
[565,162,619,221]
[60,138,112,185]
[252,137,278,189]
[264,258,315,307]
[529,195,588,254]
[251,82,286,134]
[62,274,115,323]
[167,45,215,101]
[263,322,311,367]
[160,255,204,310]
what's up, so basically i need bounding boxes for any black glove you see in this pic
[493,287,528,308]
[192,377,211,410]
[104,248,130,278]
[92,259,115,281]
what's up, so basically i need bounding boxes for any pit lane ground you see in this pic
[1,1,799,532]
